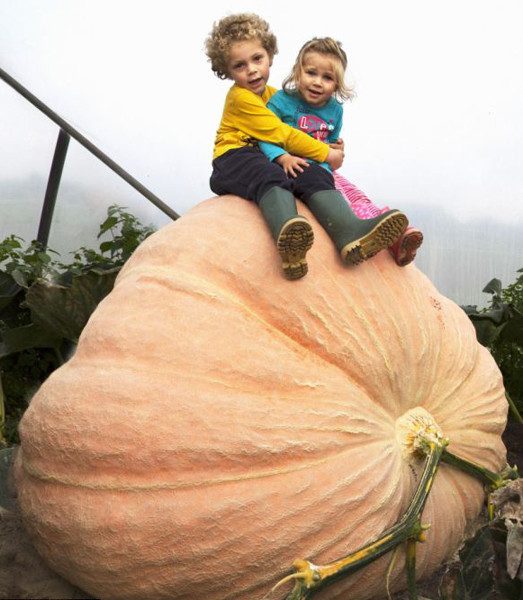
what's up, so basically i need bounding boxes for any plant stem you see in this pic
[441,448,518,491]
[406,538,417,600]
[506,390,523,424]
[0,375,5,446]
[54,346,65,365]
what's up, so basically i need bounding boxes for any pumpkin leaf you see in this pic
[0,323,62,358]
[458,525,498,599]
[438,521,510,600]
[10,267,29,289]
[440,513,523,599]
[468,318,504,347]
[0,272,21,312]
[24,269,119,343]
[489,519,523,598]
[0,446,15,510]
[483,278,504,297]
[505,519,523,580]
[498,309,523,345]
[98,215,119,236]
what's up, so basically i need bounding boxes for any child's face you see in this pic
[298,52,338,107]
[226,39,273,96]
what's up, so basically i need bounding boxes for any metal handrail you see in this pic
[0,66,180,245]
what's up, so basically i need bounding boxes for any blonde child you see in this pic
[258,37,420,267]
[205,15,407,279]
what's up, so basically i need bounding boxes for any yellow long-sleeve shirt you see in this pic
[212,84,330,163]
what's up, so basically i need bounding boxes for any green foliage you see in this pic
[65,204,156,276]
[439,517,523,600]
[463,270,523,422]
[0,205,155,446]
[0,235,61,286]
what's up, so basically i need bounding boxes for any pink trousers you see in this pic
[333,172,423,266]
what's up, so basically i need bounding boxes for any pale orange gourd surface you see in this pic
[15,196,507,600]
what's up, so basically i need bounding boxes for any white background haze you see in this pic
[1,0,522,306]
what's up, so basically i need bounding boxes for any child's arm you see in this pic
[258,139,287,163]
[260,93,345,174]
[329,108,343,147]
[275,154,311,177]
[323,105,344,165]
[230,87,334,164]
[258,93,321,177]
[259,134,312,177]
[258,93,290,162]
[326,110,345,169]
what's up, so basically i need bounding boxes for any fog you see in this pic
[1,0,522,306]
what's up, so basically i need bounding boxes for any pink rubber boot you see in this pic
[333,172,423,266]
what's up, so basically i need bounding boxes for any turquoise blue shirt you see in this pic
[259,89,343,171]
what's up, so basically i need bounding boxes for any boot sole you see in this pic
[342,212,409,265]
[395,229,424,266]
[277,218,314,280]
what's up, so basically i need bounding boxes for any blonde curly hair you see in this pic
[283,37,355,103]
[205,13,278,80]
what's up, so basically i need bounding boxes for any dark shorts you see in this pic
[210,146,335,205]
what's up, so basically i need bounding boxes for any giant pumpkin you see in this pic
[15,195,507,600]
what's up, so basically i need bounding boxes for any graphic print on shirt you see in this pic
[297,114,334,142]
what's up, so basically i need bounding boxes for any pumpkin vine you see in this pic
[274,409,518,600]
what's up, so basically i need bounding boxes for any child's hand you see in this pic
[275,154,310,178]
[326,148,344,171]
[329,138,345,152]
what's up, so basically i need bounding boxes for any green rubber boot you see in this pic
[306,190,408,265]
[259,187,314,280]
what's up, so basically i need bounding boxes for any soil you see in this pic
[1,424,522,600]
[0,447,92,600]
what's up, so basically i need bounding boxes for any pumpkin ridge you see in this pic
[394,304,465,422]
[296,447,406,561]
[291,265,400,402]
[429,348,499,417]
[76,346,357,407]
[18,437,393,492]
[114,267,394,416]
[237,456,409,600]
[429,306,476,407]
[77,364,391,430]
[426,353,506,458]
[59,359,373,417]
[329,260,412,403]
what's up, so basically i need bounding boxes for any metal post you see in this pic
[37,129,70,247]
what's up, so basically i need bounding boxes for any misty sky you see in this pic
[1,0,522,304]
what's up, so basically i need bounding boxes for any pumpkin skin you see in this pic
[15,195,507,600]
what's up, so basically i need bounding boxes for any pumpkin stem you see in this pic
[271,560,321,600]
[406,538,417,600]
[264,568,313,599]
[506,390,523,424]
[441,448,518,492]
[441,448,518,522]
[280,436,445,599]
